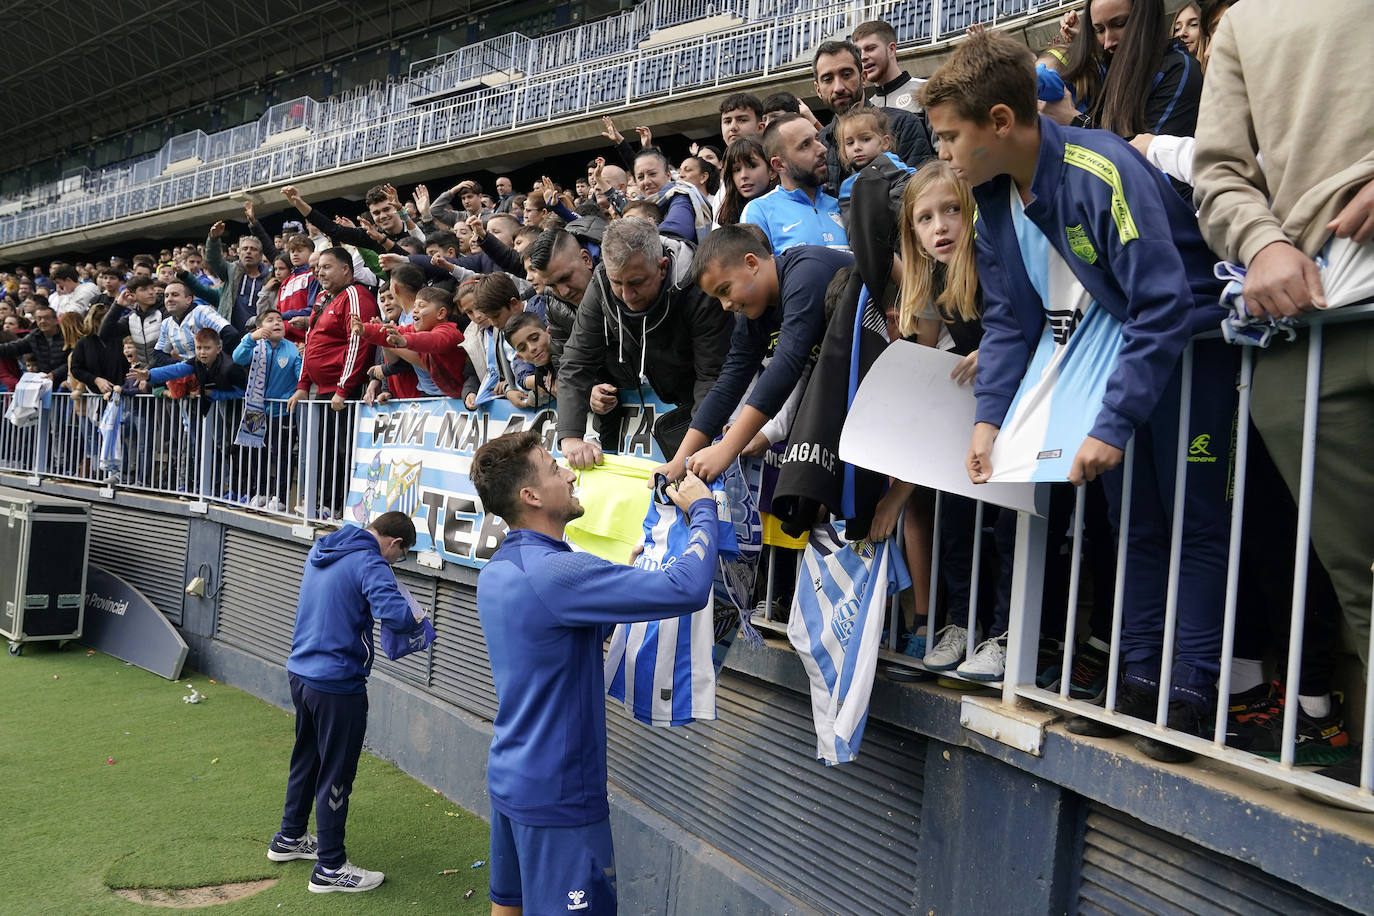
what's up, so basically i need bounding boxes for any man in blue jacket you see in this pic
[470,431,716,916]
[742,113,850,255]
[924,32,1237,762]
[265,511,420,894]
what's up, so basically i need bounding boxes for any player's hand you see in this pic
[1242,241,1326,318]
[1327,177,1374,243]
[686,442,733,483]
[1068,436,1124,485]
[589,382,618,414]
[666,470,711,511]
[126,367,150,383]
[967,421,998,484]
[950,349,978,386]
[329,393,346,411]
[561,437,604,469]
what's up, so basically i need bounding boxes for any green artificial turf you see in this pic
[0,645,491,914]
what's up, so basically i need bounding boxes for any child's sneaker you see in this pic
[901,625,928,659]
[924,624,974,671]
[309,861,384,894]
[956,636,1007,681]
[1231,687,1358,766]
[1068,640,1110,702]
[266,832,319,862]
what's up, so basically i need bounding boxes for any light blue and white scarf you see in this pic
[235,339,269,447]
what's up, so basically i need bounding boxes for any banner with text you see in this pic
[345,394,672,568]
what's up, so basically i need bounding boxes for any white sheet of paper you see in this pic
[838,341,1044,515]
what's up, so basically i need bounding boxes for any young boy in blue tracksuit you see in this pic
[233,309,303,509]
[470,431,717,916]
[266,512,420,894]
[659,225,854,485]
[923,32,1237,761]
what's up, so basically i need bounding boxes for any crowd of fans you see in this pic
[2,0,1371,784]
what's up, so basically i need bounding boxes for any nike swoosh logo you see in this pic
[781,221,803,232]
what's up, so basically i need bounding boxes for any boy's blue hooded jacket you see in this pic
[286,525,417,694]
[971,116,1226,449]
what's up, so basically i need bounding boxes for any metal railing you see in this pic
[0,0,1076,250]
[990,307,1374,811]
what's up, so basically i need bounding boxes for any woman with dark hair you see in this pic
[716,137,777,227]
[1058,0,1203,140]
[678,155,721,199]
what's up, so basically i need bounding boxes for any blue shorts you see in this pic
[488,808,617,914]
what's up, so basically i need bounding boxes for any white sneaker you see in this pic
[266,497,285,513]
[249,495,268,508]
[956,636,1007,681]
[924,624,974,671]
[309,861,384,894]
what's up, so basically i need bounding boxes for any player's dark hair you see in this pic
[469,430,543,522]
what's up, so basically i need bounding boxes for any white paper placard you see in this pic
[838,341,1045,515]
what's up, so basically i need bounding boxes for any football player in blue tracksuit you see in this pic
[925,32,1237,761]
[470,431,718,916]
[265,512,421,894]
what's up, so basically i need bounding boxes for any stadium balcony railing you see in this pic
[0,0,1075,249]
[3,303,1370,812]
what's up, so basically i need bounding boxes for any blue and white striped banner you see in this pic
[788,520,908,765]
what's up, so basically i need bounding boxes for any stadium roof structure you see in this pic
[0,0,506,174]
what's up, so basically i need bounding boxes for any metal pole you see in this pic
[1214,347,1253,746]
[1280,325,1323,768]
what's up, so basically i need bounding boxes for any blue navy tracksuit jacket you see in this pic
[971,116,1225,450]
[476,500,718,826]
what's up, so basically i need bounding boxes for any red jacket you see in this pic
[298,283,378,397]
[359,320,466,399]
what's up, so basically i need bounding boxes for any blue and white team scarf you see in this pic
[235,339,269,447]
[604,474,741,727]
[473,328,503,406]
[788,519,909,765]
[97,391,123,474]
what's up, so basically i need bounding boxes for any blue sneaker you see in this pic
[900,626,928,659]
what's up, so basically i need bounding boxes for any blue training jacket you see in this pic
[971,116,1225,450]
[742,185,850,254]
[286,525,417,694]
[476,499,719,826]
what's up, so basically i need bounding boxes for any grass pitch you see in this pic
[0,645,490,913]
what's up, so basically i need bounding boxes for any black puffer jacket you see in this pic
[0,328,70,386]
[555,236,733,445]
